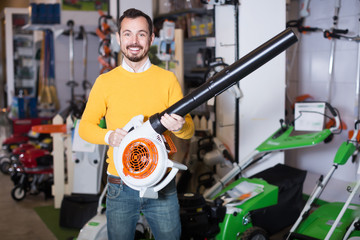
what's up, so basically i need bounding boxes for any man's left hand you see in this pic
[160,113,185,132]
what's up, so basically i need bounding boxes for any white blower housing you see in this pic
[113,115,187,199]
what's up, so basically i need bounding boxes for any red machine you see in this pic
[0,143,35,174]
[9,123,67,201]
[10,147,53,201]
[1,134,29,153]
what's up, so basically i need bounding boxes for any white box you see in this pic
[294,102,325,131]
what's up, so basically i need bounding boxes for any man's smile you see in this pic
[127,45,143,54]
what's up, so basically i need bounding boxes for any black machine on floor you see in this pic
[178,164,307,240]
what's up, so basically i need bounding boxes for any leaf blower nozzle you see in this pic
[150,28,298,134]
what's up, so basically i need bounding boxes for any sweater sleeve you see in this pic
[167,73,195,140]
[78,76,110,145]
[173,114,195,139]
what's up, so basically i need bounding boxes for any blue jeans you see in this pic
[106,176,181,240]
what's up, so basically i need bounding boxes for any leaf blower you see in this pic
[113,28,298,199]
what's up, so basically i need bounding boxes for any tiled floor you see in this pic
[0,170,57,240]
[0,116,56,239]
[0,168,289,240]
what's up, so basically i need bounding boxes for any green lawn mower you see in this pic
[179,102,342,240]
[286,121,360,240]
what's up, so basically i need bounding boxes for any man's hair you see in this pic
[118,8,153,36]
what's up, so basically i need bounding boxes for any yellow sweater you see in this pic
[79,65,194,176]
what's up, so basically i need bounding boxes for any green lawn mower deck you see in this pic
[214,177,278,239]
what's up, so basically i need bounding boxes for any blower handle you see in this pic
[150,28,298,134]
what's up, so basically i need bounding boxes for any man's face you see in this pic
[118,17,154,63]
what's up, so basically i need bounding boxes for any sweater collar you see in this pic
[121,57,151,73]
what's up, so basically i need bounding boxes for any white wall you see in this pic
[286,0,360,183]
[55,10,100,113]
[109,0,153,21]
[56,1,153,114]
[214,0,286,177]
[238,0,287,176]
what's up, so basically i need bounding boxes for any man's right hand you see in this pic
[109,128,128,147]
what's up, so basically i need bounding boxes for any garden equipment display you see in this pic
[1,134,29,153]
[113,28,298,199]
[0,132,52,174]
[156,19,175,70]
[204,101,340,200]
[10,147,53,201]
[108,100,337,239]
[176,101,340,240]
[323,18,360,121]
[0,143,35,174]
[287,121,360,240]
[96,10,118,74]
[62,20,86,119]
[179,191,227,239]
[326,0,346,103]
[47,29,59,110]
[186,133,234,194]
[76,25,92,102]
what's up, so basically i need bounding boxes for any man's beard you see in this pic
[122,44,148,62]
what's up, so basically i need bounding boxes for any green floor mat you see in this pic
[34,205,79,240]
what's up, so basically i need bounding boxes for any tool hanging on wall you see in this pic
[76,25,92,101]
[156,20,176,70]
[43,31,52,104]
[66,20,80,118]
[61,20,84,119]
[200,0,236,5]
[96,10,119,74]
[354,19,360,122]
[285,0,322,117]
[286,1,347,128]
[61,21,97,119]
[38,31,48,105]
[324,18,360,121]
[38,30,57,117]
[299,0,311,19]
[67,20,76,101]
[326,0,348,103]
[48,30,60,110]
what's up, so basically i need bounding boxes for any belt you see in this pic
[108,176,126,185]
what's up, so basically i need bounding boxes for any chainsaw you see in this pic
[113,28,298,199]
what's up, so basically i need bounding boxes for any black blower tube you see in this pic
[150,28,298,134]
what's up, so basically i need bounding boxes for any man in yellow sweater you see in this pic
[79,8,194,240]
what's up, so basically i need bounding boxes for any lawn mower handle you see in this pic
[150,28,298,134]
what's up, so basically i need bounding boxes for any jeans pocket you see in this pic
[107,182,122,200]
[159,178,177,196]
